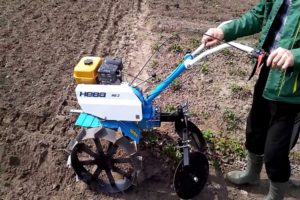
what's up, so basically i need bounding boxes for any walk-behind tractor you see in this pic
[66,37,263,199]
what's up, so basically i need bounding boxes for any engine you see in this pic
[73,56,123,85]
[73,56,143,122]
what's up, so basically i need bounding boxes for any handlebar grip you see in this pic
[191,43,205,57]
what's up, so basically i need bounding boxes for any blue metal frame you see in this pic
[75,53,194,143]
[146,54,192,103]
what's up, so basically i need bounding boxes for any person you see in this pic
[201,0,300,199]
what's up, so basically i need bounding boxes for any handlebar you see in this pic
[146,40,262,103]
[185,42,256,69]
[187,19,262,68]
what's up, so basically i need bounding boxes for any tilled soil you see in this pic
[0,0,299,200]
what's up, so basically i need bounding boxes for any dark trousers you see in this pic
[245,65,300,182]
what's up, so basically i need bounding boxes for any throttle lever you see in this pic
[248,49,268,80]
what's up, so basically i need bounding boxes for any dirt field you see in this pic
[0,0,299,199]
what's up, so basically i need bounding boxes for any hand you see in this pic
[201,28,224,47]
[266,47,295,70]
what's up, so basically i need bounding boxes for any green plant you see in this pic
[201,111,210,120]
[150,60,159,68]
[143,131,159,143]
[229,84,252,99]
[188,38,200,49]
[212,157,222,168]
[223,109,239,131]
[214,137,245,158]
[202,129,246,162]
[290,150,300,160]
[227,60,235,66]
[151,43,160,52]
[227,138,245,157]
[0,17,7,27]
[163,104,176,113]
[189,109,199,117]
[230,84,243,94]
[238,69,247,77]
[170,43,183,53]
[201,63,209,74]
[222,48,234,56]
[162,144,181,163]
[202,129,214,142]
[229,68,247,77]
[152,75,161,83]
[170,78,182,90]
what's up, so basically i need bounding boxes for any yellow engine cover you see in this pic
[74,56,103,84]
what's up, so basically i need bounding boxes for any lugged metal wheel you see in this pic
[70,128,141,193]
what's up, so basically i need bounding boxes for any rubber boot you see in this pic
[264,181,288,200]
[226,152,263,185]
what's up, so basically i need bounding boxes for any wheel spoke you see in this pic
[112,157,132,164]
[113,166,131,178]
[93,167,102,178]
[79,159,96,165]
[81,144,98,158]
[93,138,104,155]
[107,142,113,150]
[105,169,116,187]
[107,143,118,156]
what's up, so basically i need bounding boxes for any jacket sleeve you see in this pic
[291,48,300,72]
[220,0,266,42]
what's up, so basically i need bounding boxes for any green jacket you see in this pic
[220,0,300,103]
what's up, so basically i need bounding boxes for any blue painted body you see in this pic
[75,54,193,143]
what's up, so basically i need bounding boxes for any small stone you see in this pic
[32,13,42,19]
[2,115,14,124]
[240,190,248,196]
[51,184,60,191]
